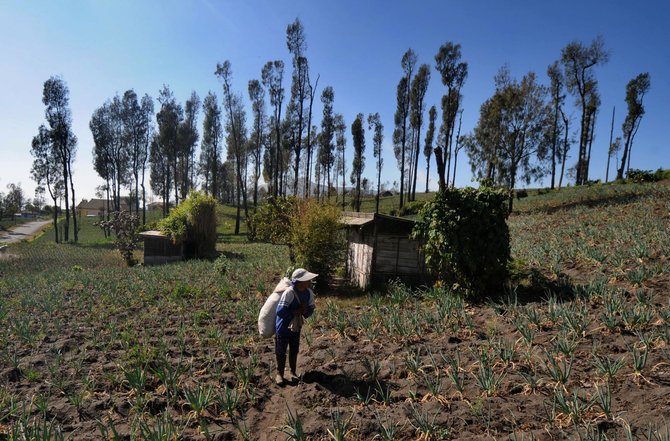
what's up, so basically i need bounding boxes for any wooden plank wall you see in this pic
[347,240,374,289]
[374,235,427,275]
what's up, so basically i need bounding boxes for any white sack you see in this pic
[258,277,292,337]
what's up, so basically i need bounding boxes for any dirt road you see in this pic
[0,220,52,245]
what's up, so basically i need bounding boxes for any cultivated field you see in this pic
[1,182,669,440]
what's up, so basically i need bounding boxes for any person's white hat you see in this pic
[291,268,318,282]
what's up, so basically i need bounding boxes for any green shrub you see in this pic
[515,189,529,200]
[412,187,510,297]
[626,168,667,183]
[248,196,297,246]
[96,211,140,266]
[392,200,427,217]
[158,192,217,258]
[250,197,346,284]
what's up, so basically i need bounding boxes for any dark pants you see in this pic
[275,333,300,376]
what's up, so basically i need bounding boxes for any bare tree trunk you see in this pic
[559,112,569,190]
[605,107,615,183]
[451,111,463,188]
[434,146,447,192]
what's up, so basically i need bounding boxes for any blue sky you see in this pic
[1,0,668,202]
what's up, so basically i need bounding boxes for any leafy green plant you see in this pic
[96,210,140,266]
[279,404,306,441]
[412,187,510,296]
[158,191,218,258]
[327,408,354,441]
[250,196,346,283]
[591,354,625,382]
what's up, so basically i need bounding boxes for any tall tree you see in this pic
[31,124,63,242]
[451,110,464,188]
[42,76,78,241]
[558,107,571,190]
[409,64,430,201]
[560,36,609,185]
[318,87,335,199]
[423,105,436,193]
[367,113,384,213]
[177,91,200,200]
[138,95,154,224]
[334,114,347,207]
[607,136,621,183]
[396,49,416,208]
[261,60,285,197]
[583,86,600,183]
[466,69,551,211]
[286,18,310,196]
[154,85,183,209]
[247,81,265,206]
[304,74,319,197]
[546,62,565,189]
[617,72,650,180]
[216,60,249,234]
[350,113,365,212]
[605,106,615,183]
[434,42,468,191]
[199,92,223,198]
[121,90,153,221]
[149,133,170,216]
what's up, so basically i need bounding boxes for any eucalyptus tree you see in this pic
[451,110,464,188]
[154,85,183,206]
[409,64,430,200]
[138,95,154,223]
[286,18,312,196]
[199,92,223,198]
[42,76,78,241]
[334,114,347,207]
[617,72,650,180]
[318,87,335,198]
[121,90,153,220]
[434,42,468,191]
[607,136,621,182]
[560,36,609,185]
[350,113,366,212]
[31,124,63,242]
[216,60,249,234]
[90,103,115,218]
[247,80,265,206]
[395,49,417,208]
[261,60,285,196]
[149,134,170,216]
[423,105,436,192]
[466,69,551,211]
[304,74,319,197]
[367,112,384,213]
[177,91,200,200]
[546,62,566,189]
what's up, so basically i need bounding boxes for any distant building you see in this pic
[77,198,131,217]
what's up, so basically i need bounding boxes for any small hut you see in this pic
[139,230,183,265]
[341,212,431,290]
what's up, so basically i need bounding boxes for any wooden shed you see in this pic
[341,212,431,290]
[139,230,183,265]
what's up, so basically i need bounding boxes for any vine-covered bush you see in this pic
[412,187,510,297]
[250,197,346,284]
[158,192,217,258]
[625,168,666,183]
[96,211,140,266]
